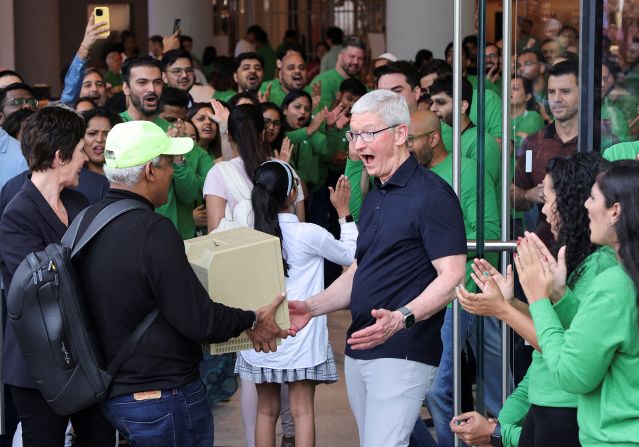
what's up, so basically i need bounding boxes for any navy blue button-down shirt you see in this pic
[346,154,467,365]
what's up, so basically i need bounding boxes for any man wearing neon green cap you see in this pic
[76,120,289,447]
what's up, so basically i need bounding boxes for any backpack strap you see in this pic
[60,207,91,248]
[106,308,160,377]
[67,199,147,258]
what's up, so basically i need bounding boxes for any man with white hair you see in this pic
[75,120,288,446]
[288,90,467,446]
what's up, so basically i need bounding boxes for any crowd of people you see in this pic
[0,12,638,447]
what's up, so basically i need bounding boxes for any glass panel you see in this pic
[601,0,639,151]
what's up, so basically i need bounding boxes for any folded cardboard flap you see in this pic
[184,228,290,354]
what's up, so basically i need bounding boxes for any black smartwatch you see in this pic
[490,421,502,447]
[338,214,354,224]
[397,306,415,329]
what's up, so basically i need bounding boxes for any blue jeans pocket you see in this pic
[122,413,177,447]
[185,381,207,406]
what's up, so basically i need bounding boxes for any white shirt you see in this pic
[241,213,357,369]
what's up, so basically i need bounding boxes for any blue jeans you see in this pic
[409,309,508,447]
[102,380,213,447]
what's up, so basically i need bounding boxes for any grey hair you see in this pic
[351,89,410,128]
[103,156,162,187]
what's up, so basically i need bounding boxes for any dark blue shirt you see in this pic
[346,155,467,366]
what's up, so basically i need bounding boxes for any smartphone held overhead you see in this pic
[173,18,181,34]
[93,6,110,38]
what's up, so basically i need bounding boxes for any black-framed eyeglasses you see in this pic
[407,131,436,147]
[345,124,398,143]
[264,118,281,128]
[8,97,38,108]
[168,67,195,76]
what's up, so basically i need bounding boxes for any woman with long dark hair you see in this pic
[513,159,639,445]
[452,152,616,447]
[236,161,356,447]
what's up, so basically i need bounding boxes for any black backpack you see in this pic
[6,199,159,416]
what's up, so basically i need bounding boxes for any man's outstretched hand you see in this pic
[246,294,289,353]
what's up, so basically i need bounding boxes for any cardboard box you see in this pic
[184,228,290,354]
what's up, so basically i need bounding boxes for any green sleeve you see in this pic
[499,370,531,447]
[310,129,330,156]
[484,134,502,189]
[529,274,629,395]
[194,146,214,192]
[286,127,310,145]
[484,89,503,140]
[325,126,349,158]
[344,158,364,223]
[172,159,200,204]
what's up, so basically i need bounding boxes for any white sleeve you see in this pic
[314,222,358,266]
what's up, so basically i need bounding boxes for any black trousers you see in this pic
[519,404,581,447]
[9,386,115,447]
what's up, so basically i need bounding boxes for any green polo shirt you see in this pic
[259,79,289,107]
[531,263,639,446]
[119,111,171,132]
[256,45,277,81]
[441,87,503,150]
[307,68,346,111]
[511,110,545,150]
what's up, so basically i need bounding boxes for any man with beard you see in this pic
[216,52,265,102]
[161,49,196,107]
[512,60,579,248]
[485,42,502,95]
[429,76,501,205]
[259,44,307,107]
[516,49,550,121]
[119,56,170,132]
[308,36,365,111]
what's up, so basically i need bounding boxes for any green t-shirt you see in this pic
[286,123,345,190]
[155,144,213,240]
[603,140,639,161]
[511,110,545,150]
[530,263,639,446]
[528,247,618,408]
[441,87,503,150]
[601,100,630,150]
[256,45,277,81]
[430,153,500,294]
[307,68,345,111]
[606,91,638,123]
[212,89,236,102]
[467,74,501,96]
[259,79,289,107]
[119,111,170,132]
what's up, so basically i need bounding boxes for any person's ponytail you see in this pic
[252,165,290,277]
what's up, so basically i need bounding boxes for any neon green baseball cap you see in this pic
[104,121,193,168]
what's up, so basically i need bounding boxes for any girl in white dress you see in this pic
[235,161,357,447]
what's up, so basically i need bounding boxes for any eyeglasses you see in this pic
[432,98,449,106]
[7,97,38,108]
[168,67,195,76]
[345,124,398,143]
[264,118,281,128]
[407,131,436,147]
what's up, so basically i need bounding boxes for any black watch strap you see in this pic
[490,423,502,447]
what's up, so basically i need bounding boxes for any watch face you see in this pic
[405,314,416,329]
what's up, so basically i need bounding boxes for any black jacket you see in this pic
[75,189,255,398]
[0,178,88,388]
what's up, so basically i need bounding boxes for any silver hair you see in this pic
[103,156,162,187]
[351,89,411,128]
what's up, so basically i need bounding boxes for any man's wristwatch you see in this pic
[489,419,502,447]
[397,306,415,329]
[338,214,354,225]
[250,311,258,330]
